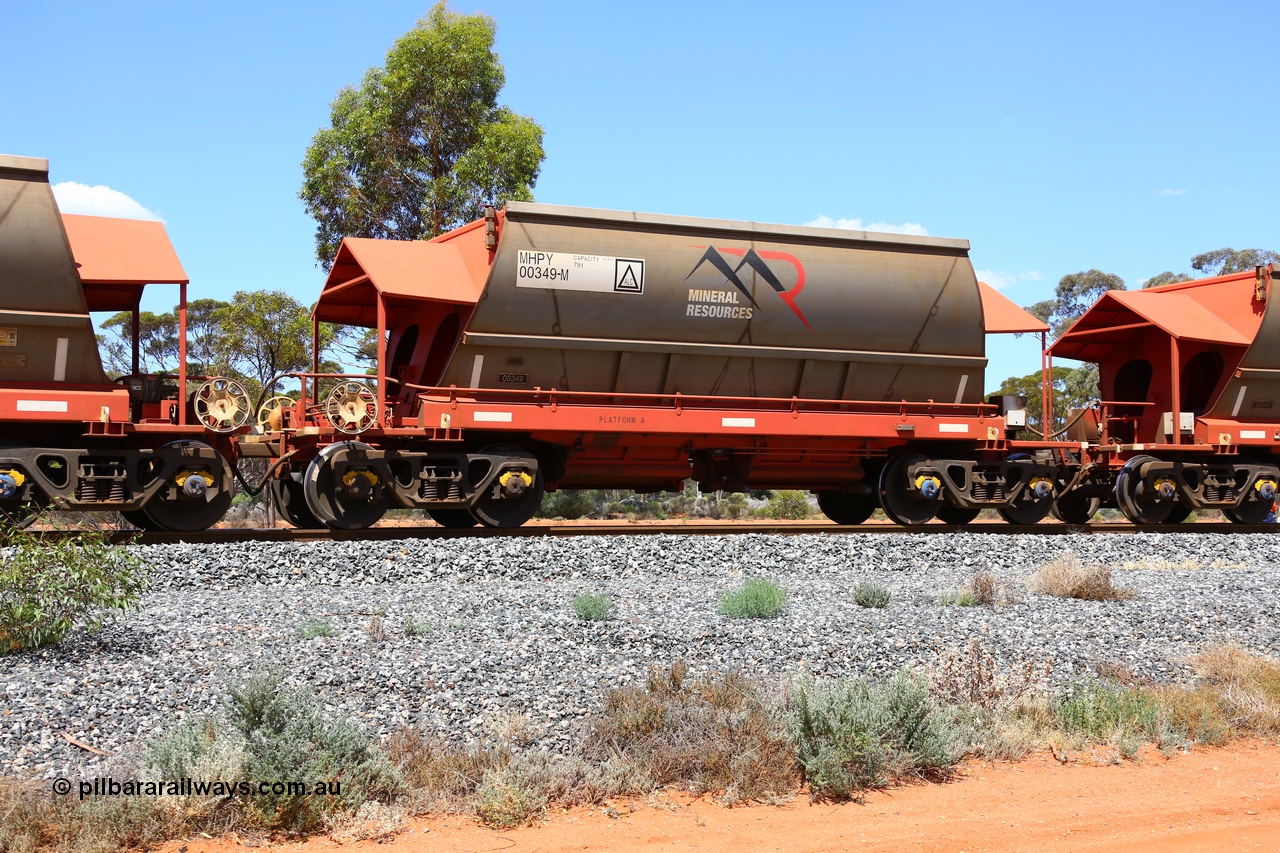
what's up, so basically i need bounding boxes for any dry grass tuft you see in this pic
[0,776,61,853]
[1029,553,1136,601]
[1118,557,1246,572]
[931,637,1051,710]
[387,726,510,811]
[1190,645,1280,735]
[583,663,795,805]
[1093,662,1154,687]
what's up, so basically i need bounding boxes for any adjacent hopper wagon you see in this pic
[0,155,245,530]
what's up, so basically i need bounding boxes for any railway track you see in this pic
[19,520,1279,545]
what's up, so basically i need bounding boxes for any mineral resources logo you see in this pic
[685,247,811,331]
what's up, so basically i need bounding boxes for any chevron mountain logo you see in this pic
[685,247,812,331]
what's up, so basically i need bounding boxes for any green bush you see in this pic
[223,671,399,831]
[402,615,431,637]
[786,671,961,801]
[0,525,149,653]
[296,617,337,639]
[537,490,600,519]
[1052,679,1165,747]
[571,592,614,621]
[853,581,891,608]
[718,578,788,619]
[763,490,812,520]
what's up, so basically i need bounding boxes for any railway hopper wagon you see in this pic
[0,155,249,530]
[1046,266,1280,525]
[258,202,1057,529]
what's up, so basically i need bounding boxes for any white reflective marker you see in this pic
[17,400,68,412]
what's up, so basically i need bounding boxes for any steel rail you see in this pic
[16,521,1278,546]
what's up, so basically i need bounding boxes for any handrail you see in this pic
[392,381,999,416]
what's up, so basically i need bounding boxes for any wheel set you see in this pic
[264,442,544,531]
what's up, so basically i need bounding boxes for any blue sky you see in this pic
[6,0,1277,388]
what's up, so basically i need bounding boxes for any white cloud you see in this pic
[1160,188,1189,196]
[805,214,928,236]
[51,181,162,220]
[974,269,1043,290]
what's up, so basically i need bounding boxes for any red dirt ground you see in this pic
[162,741,1280,852]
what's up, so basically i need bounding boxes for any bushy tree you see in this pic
[992,365,1098,437]
[213,291,337,395]
[1141,271,1193,289]
[300,2,545,270]
[1191,247,1280,277]
[1026,269,1125,340]
[98,310,180,375]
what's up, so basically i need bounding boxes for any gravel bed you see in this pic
[3,531,1278,781]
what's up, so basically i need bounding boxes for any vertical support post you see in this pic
[1170,336,1181,446]
[311,319,320,409]
[177,282,188,426]
[376,295,388,426]
[1040,331,1051,436]
[130,297,141,376]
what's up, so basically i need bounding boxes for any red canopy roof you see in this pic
[1050,274,1262,362]
[977,282,1050,334]
[61,214,188,312]
[314,237,487,326]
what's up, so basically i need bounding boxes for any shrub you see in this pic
[1051,679,1165,753]
[968,570,999,606]
[571,592,614,621]
[0,525,149,652]
[388,726,509,807]
[939,590,978,607]
[402,615,431,637]
[1189,644,1280,735]
[582,663,794,804]
[763,490,813,520]
[787,671,961,801]
[537,489,600,520]
[1030,553,1135,601]
[297,617,337,639]
[367,615,388,642]
[222,671,400,831]
[853,581,891,608]
[475,772,548,828]
[930,637,1049,711]
[718,578,788,618]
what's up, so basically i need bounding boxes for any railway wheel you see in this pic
[120,510,152,530]
[303,442,389,530]
[878,454,940,526]
[141,441,235,531]
[1051,492,1101,524]
[270,472,323,529]
[471,445,543,528]
[997,455,1055,525]
[1225,471,1279,524]
[1224,501,1272,524]
[427,508,480,528]
[0,440,44,528]
[816,491,877,525]
[1162,502,1194,525]
[936,504,981,525]
[1114,455,1175,525]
